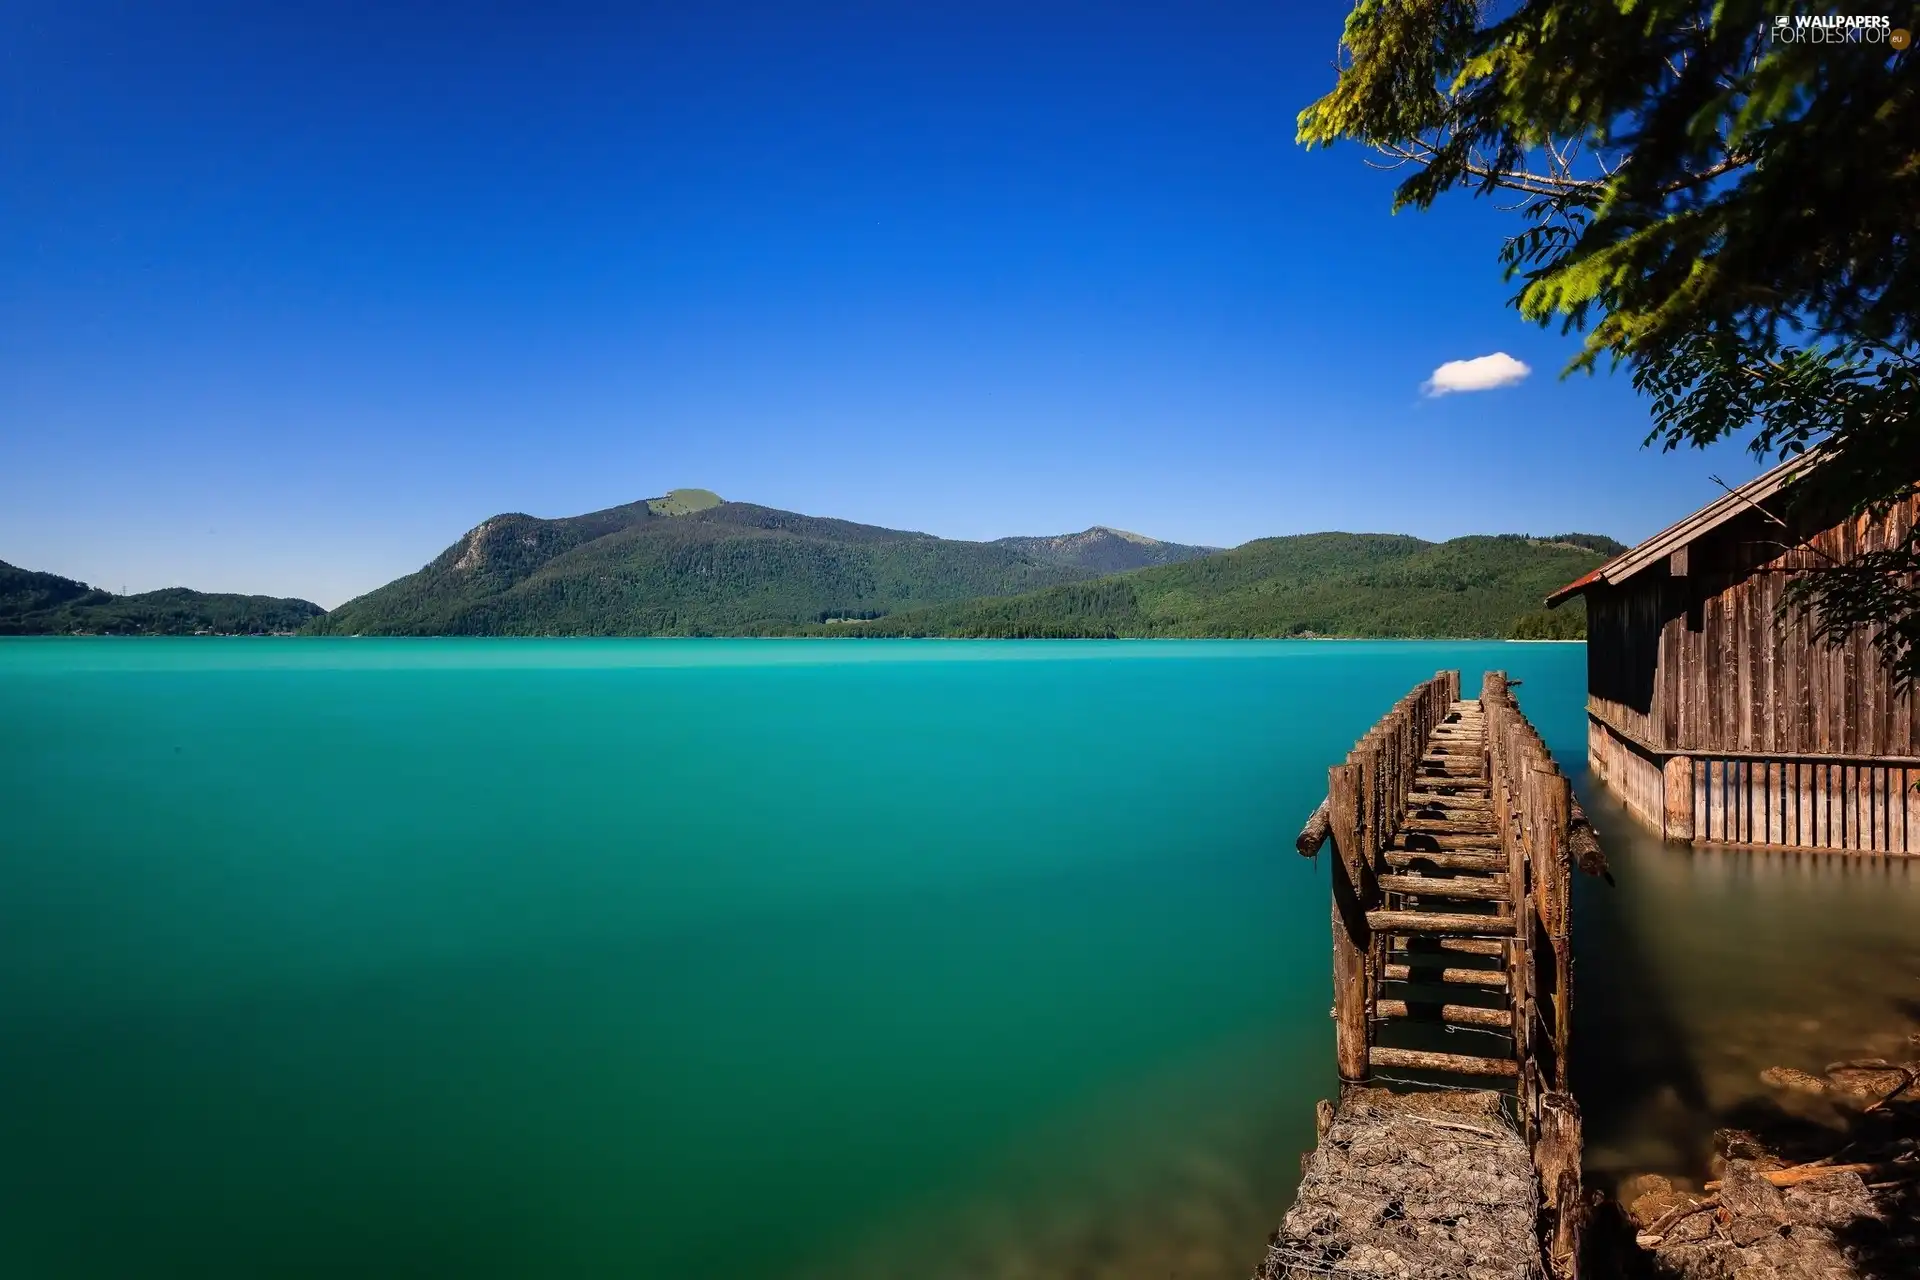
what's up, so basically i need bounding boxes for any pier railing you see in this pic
[1296,670,1460,1082]
[1295,668,1592,1278]
[1483,672,1583,1273]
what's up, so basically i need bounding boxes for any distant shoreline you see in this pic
[6,633,1588,643]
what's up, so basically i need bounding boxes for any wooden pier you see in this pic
[1260,671,1600,1280]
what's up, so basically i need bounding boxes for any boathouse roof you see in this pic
[1544,451,1820,607]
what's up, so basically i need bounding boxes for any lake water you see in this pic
[1574,786,1920,1189]
[2,638,1914,1278]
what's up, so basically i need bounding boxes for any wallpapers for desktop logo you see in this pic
[1768,13,1909,48]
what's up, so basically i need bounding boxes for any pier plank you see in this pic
[1368,1046,1518,1077]
[1365,909,1515,936]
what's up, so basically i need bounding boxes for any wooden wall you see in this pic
[1687,756,1920,853]
[1585,496,1920,758]
[1588,716,1665,833]
[1582,494,1920,854]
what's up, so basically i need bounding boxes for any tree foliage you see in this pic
[830,533,1604,640]
[1301,1,1920,679]
[306,501,1212,636]
[301,500,1609,639]
[0,561,323,635]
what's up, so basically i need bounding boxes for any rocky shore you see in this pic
[1614,1042,1918,1280]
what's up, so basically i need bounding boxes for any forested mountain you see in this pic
[990,527,1219,573]
[819,533,1619,640]
[307,491,1183,635]
[0,561,324,635]
[311,492,1617,638]
[10,502,1620,640]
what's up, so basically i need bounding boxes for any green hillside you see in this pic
[306,495,1139,636]
[991,527,1219,573]
[310,493,1618,638]
[820,532,1616,639]
[0,561,324,635]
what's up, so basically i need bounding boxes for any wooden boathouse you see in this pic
[1546,455,1920,855]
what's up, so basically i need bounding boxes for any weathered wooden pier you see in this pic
[1259,671,1602,1280]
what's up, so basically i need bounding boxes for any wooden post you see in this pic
[1355,738,1378,866]
[1662,754,1695,842]
[1387,716,1402,830]
[1545,770,1572,941]
[1507,759,1529,912]
[1532,768,1557,938]
[1536,1091,1585,1279]
[1327,763,1371,1087]
[1511,759,1535,1121]
[1542,769,1572,1093]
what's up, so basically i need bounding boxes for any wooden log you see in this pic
[1327,763,1371,1086]
[1382,963,1508,988]
[1295,797,1331,856]
[1375,998,1510,1028]
[1509,759,1535,1103]
[1423,745,1486,760]
[1536,1092,1584,1279]
[1392,832,1504,852]
[1391,936,1506,957]
[1540,771,1573,1092]
[1384,851,1505,873]
[1375,873,1510,901]
[1705,1161,1920,1190]
[1535,1093,1581,1211]
[1662,755,1695,843]
[1368,1045,1517,1077]
[1404,798,1494,815]
[1400,815,1499,834]
[1419,763,1490,777]
[1508,757,1531,926]
[1406,789,1493,804]
[1537,770,1570,940]
[1563,791,1610,882]
[1358,737,1381,866]
[1367,909,1515,936]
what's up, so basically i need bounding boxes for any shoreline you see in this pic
[3,633,1589,643]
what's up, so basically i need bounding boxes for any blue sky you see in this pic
[2,1,1765,608]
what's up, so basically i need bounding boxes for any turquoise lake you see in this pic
[3,639,1915,1278]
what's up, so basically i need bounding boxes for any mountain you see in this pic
[991,527,1220,573]
[820,532,1618,639]
[307,491,1202,636]
[0,561,324,636]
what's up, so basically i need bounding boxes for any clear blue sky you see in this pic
[3,0,1764,608]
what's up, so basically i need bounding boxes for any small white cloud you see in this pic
[1422,352,1532,396]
